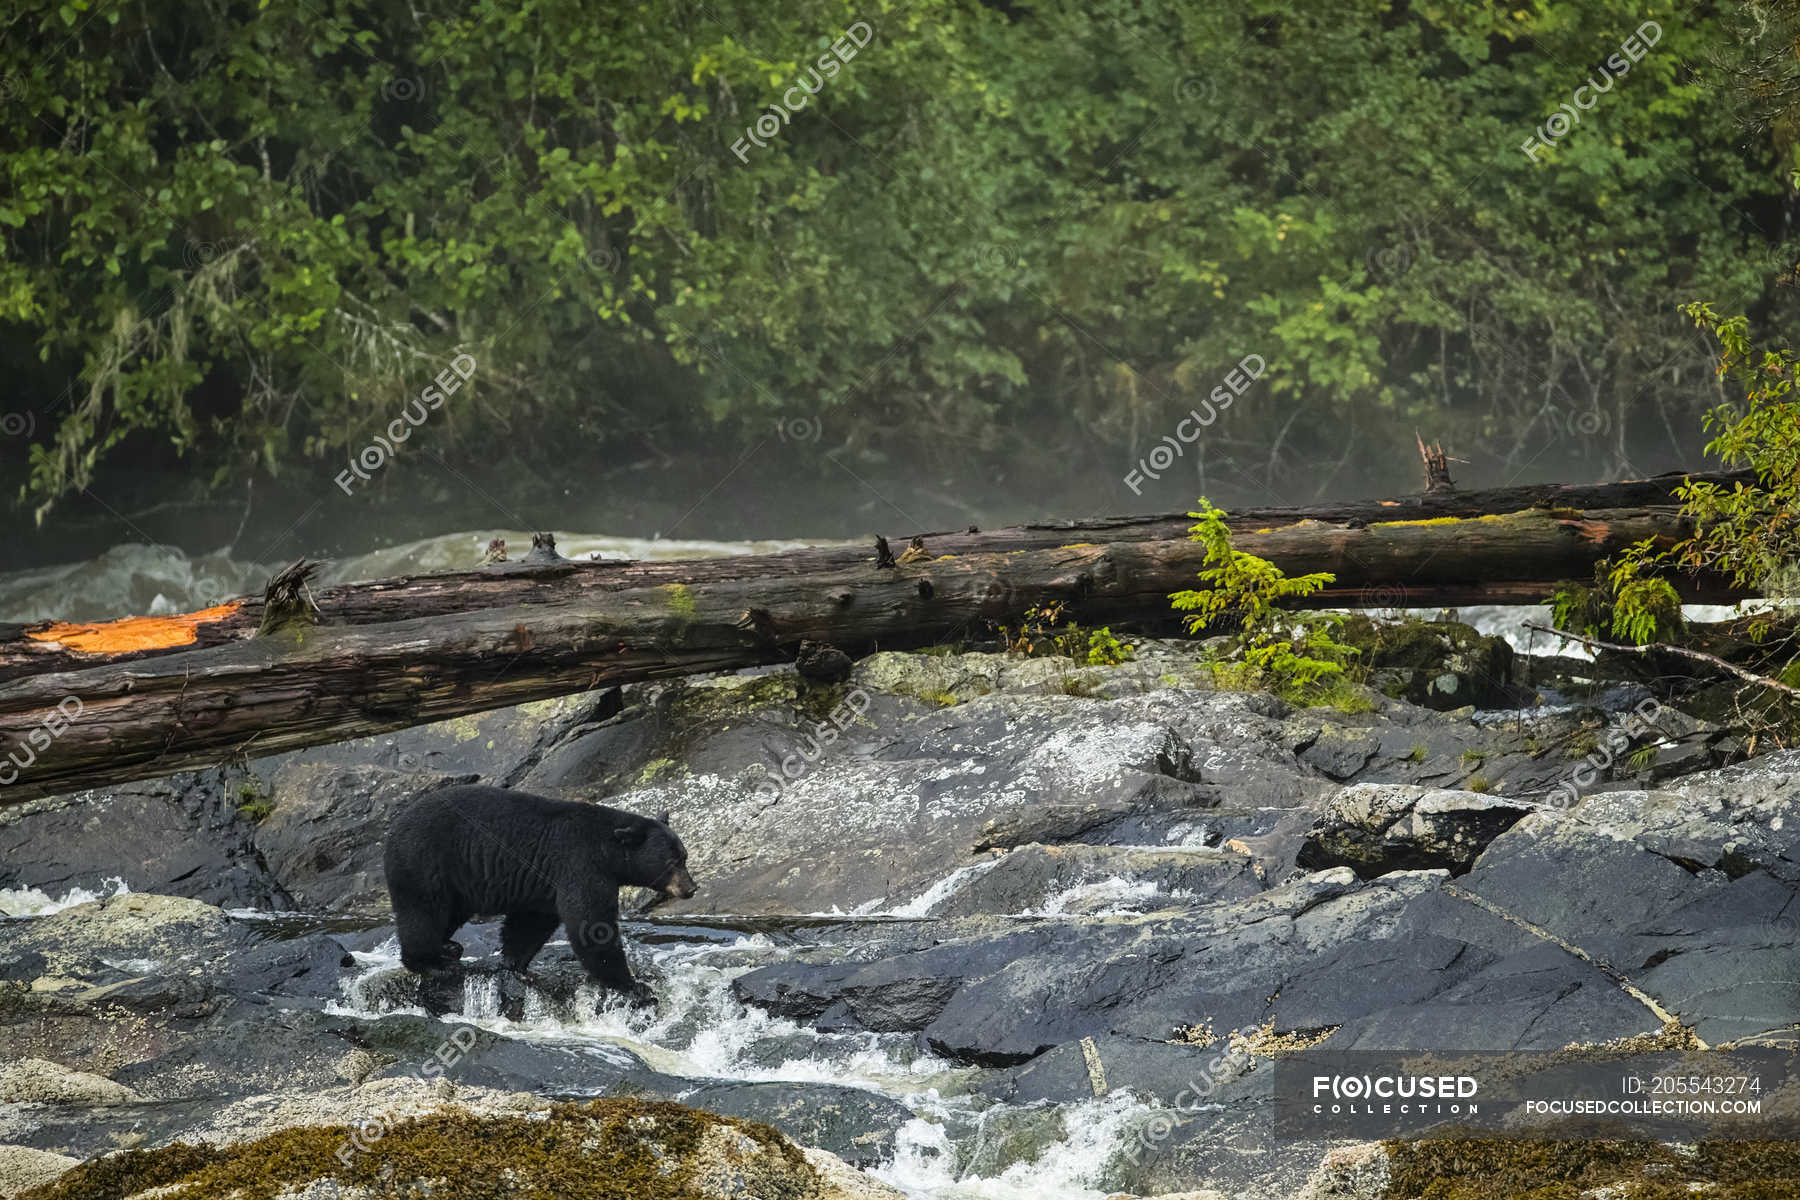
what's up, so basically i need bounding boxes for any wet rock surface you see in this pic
[0,775,292,911]
[682,1080,916,1168]
[1,629,1793,1198]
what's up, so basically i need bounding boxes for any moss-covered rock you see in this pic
[1339,617,1518,711]
[1378,1137,1800,1200]
[19,1099,833,1200]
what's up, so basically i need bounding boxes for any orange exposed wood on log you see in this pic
[24,603,243,653]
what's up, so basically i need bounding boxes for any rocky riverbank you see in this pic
[4,626,1800,1197]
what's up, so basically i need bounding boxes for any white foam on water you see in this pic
[881,858,1003,918]
[1019,876,1162,917]
[335,933,965,1097]
[875,1092,1158,1200]
[327,917,1160,1195]
[348,935,402,968]
[102,957,164,974]
[0,876,129,916]
[462,973,504,1019]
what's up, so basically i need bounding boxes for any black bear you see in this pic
[382,784,696,1003]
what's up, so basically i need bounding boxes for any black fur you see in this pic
[382,785,695,999]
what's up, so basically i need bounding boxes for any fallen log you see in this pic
[0,502,1748,804]
[0,468,1752,683]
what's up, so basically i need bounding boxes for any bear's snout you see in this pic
[661,866,697,900]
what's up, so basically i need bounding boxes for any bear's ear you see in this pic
[612,824,649,846]
[657,810,673,827]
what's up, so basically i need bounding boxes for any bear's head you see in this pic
[614,811,697,899]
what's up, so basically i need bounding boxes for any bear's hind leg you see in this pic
[500,910,561,973]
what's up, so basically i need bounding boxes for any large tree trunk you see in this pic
[0,491,1746,805]
[0,469,1748,683]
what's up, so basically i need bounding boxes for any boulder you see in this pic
[1340,617,1517,711]
[1448,755,1800,1045]
[0,773,290,911]
[22,1093,869,1200]
[737,864,1669,1065]
[0,1144,79,1197]
[253,764,475,914]
[978,1035,1255,1108]
[681,1080,915,1169]
[1298,784,1536,877]
[926,843,1265,918]
[0,1059,139,1106]
[0,892,350,1001]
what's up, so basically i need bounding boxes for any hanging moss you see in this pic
[22,1099,816,1200]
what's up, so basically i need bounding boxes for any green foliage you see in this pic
[1171,500,1336,634]
[1639,305,1800,596]
[1550,579,1610,642]
[1081,626,1135,667]
[997,604,1134,665]
[234,781,274,823]
[1607,562,1685,647]
[1173,498,1360,705]
[1554,549,1685,647]
[0,0,1792,516]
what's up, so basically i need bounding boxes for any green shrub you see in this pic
[1171,499,1361,705]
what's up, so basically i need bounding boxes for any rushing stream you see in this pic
[0,874,1168,1198]
[326,913,1161,1199]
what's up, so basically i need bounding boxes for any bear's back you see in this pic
[385,785,596,905]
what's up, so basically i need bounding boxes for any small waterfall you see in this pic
[0,875,129,917]
[879,858,1004,918]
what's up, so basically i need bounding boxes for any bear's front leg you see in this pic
[558,888,655,1007]
[499,911,559,974]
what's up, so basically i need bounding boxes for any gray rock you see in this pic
[1298,784,1535,877]
[681,1080,914,1168]
[255,765,475,914]
[927,843,1264,918]
[0,892,350,1004]
[1454,773,1800,1045]
[1120,1067,1363,1200]
[1571,750,1800,884]
[358,1014,673,1096]
[1343,618,1517,712]
[0,772,291,911]
[979,1034,1256,1108]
